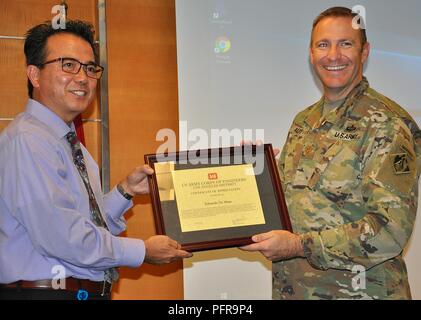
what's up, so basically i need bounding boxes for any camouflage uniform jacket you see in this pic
[276,78,421,299]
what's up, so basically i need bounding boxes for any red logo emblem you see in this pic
[208,173,218,180]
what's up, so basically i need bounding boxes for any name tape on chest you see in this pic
[330,124,362,141]
[332,131,361,141]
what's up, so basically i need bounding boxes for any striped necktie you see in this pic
[66,131,119,284]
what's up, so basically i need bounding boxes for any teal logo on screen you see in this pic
[214,36,231,54]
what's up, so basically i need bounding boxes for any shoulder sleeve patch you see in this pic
[392,153,411,174]
[375,134,416,194]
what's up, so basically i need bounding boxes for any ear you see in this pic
[361,42,370,64]
[27,65,41,89]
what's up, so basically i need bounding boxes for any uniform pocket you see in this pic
[315,143,361,197]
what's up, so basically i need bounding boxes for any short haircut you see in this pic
[24,20,97,98]
[311,6,368,48]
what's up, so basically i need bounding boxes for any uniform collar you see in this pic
[25,99,75,139]
[304,77,369,129]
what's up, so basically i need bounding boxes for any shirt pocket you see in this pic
[316,142,361,200]
[291,136,339,189]
[282,130,306,185]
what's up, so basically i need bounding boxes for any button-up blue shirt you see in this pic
[0,99,145,283]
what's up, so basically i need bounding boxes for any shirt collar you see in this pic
[304,77,370,129]
[25,99,75,139]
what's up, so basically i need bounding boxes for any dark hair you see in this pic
[24,20,97,98]
[311,6,367,48]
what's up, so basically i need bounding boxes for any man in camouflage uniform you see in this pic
[241,7,421,299]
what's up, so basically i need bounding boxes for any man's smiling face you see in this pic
[30,33,98,123]
[310,16,370,101]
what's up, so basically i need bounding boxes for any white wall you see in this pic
[176,0,421,299]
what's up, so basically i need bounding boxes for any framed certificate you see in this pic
[144,144,292,252]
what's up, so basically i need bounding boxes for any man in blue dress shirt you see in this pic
[0,20,192,300]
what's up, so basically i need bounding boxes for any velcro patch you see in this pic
[392,153,410,174]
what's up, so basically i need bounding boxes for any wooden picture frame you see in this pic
[144,144,292,252]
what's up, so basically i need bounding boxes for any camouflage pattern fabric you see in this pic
[276,78,421,299]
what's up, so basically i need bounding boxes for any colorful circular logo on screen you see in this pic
[214,36,231,54]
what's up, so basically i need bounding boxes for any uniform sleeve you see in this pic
[300,118,419,271]
[6,133,144,269]
[278,133,289,189]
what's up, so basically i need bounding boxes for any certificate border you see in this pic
[144,144,292,252]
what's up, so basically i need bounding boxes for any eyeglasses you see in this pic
[40,57,104,79]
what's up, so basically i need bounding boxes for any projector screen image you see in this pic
[176,0,421,149]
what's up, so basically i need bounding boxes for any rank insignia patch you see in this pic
[345,124,357,132]
[392,153,410,174]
